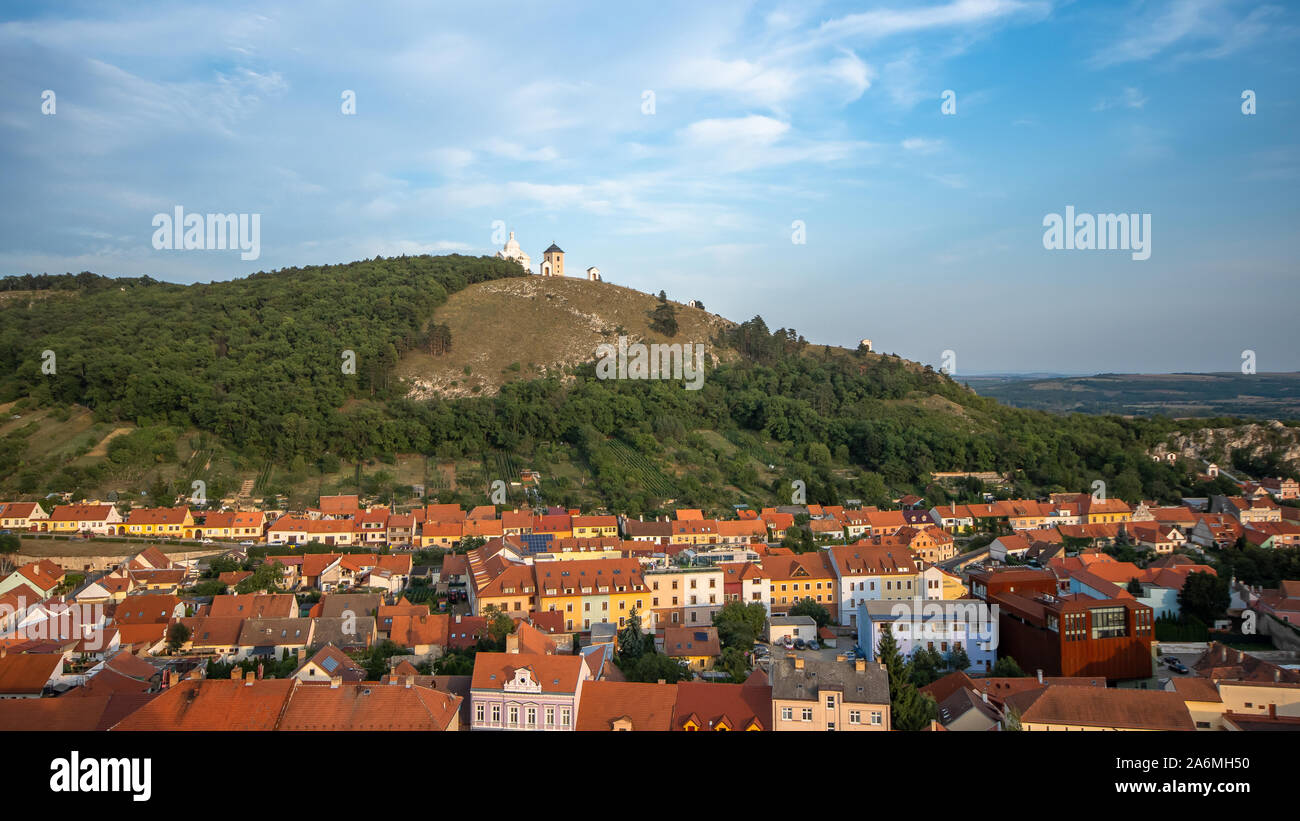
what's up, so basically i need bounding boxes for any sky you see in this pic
[1,0,1297,374]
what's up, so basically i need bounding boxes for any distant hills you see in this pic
[962,372,1300,419]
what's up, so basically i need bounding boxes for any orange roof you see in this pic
[675,509,704,521]
[208,593,297,619]
[49,504,116,522]
[471,652,586,693]
[279,681,461,730]
[113,679,296,730]
[575,680,678,731]
[113,594,181,624]
[318,495,360,514]
[425,504,466,523]
[672,680,770,731]
[0,653,62,694]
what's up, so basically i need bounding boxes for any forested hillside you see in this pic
[0,255,1275,514]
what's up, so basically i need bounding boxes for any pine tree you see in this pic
[877,625,938,731]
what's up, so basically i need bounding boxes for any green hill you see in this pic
[0,255,1284,515]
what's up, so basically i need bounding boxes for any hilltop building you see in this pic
[540,242,565,277]
[495,232,531,272]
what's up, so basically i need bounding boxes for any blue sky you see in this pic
[1,0,1297,373]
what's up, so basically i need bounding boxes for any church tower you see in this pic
[541,242,564,277]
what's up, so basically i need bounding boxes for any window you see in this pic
[509,706,519,725]
[849,710,861,724]
[1090,606,1128,639]
[491,704,501,723]
[781,707,793,721]
[561,708,570,726]
[825,695,836,709]
[801,708,813,722]
[871,711,882,726]
[546,707,555,726]
[526,707,536,727]
[476,704,485,723]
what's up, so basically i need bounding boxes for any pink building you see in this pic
[469,652,591,731]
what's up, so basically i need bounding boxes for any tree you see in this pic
[623,651,693,684]
[166,622,191,654]
[618,607,648,662]
[877,625,937,731]
[789,597,831,629]
[992,655,1027,677]
[713,600,767,649]
[947,644,971,672]
[716,647,750,682]
[1126,577,1143,597]
[648,301,678,337]
[0,533,19,575]
[909,645,943,687]
[1179,571,1229,624]
[483,605,515,647]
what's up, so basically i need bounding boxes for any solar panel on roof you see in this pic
[320,656,339,672]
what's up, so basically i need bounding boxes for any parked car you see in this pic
[807,640,820,651]
[239,540,256,546]
[781,637,794,649]
[794,638,806,650]
[1170,661,1190,674]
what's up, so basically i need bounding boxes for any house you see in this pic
[0,560,64,599]
[1242,521,1300,549]
[179,617,244,659]
[575,680,678,731]
[719,562,770,614]
[1005,684,1194,731]
[292,643,366,683]
[988,534,1032,563]
[968,567,1060,603]
[572,515,618,539]
[1260,477,1300,501]
[874,525,956,563]
[1187,514,1243,549]
[763,551,839,616]
[672,675,771,731]
[769,653,889,731]
[643,566,723,629]
[122,507,194,539]
[191,510,265,541]
[235,618,314,662]
[208,593,298,620]
[827,545,920,626]
[662,626,720,671]
[857,600,997,674]
[0,502,47,530]
[44,504,124,535]
[0,651,64,698]
[387,613,448,655]
[991,591,1154,681]
[1126,522,1187,555]
[1211,494,1281,525]
[113,594,185,625]
[469,652,591,730]
[311,616,377,651]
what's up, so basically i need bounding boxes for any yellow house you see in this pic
[123,507,194,538]
[535,558,646,631]
[46,504,124,534]
[571,515,618,539]
[663,626,720,671]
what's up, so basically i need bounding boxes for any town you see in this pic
[1,466,1297,732]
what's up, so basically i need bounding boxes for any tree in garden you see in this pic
[166,622,191,654]
[947,644,971,672]
[1179,571,1229,625]
[991,655,1027,677]
[789,597,831,629]
[618,607,648,662]
[713,600,767,649]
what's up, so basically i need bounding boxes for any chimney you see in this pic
[245,677,254,686]
[794,657,805,670]
[296,647,306,663]
[231,667,243,681]
[854,659,866,673]
[1238,650,1245,663]
[1275,668,1281,683]
[455,614,462,624]
[168,671,179,688]
[657,679,666,685]
[1269,703,1277,717]
[1036,669,1043,684]
[405,675,414,689]
[0,646,6,658]
[330,675,341,689]
[506,633,520,654]
[1220,645,1227,662]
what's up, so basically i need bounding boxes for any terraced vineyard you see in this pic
[606,439,675,496]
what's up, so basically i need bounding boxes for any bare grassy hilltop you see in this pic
[397,276,738,399]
